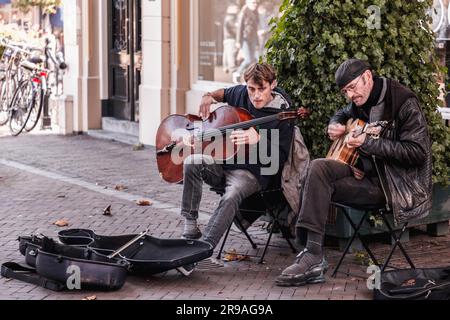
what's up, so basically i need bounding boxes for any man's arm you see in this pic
[328,105,352,141]
[359,99,428,166]
[199,85,249,120]
[329,104,352,125]
[199,89,225,120]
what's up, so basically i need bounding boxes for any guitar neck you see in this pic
[352,120,388,138]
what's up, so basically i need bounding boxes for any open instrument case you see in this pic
[2,229,213,291]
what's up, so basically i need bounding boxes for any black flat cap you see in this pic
[335,59,371,89]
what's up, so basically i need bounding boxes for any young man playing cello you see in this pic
[180,63,308,252]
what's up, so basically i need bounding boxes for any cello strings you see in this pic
[197,114,281,140]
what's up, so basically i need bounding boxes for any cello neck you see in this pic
[216,114,279,132]
[200,112,290,140]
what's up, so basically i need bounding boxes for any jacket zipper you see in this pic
[373,155,391,212]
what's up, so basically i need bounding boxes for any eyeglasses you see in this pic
[340,74,364,96]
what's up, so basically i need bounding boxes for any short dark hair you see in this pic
[244,63,277,86]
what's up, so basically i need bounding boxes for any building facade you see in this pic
[59,0,282,145]
[58,0,449,146]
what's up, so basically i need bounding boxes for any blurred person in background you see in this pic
[223,4,239,74]
[233,0,260,84]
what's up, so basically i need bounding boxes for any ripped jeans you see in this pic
[181,155,261,248]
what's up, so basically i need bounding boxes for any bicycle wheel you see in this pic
[0,72,18,126]
[8,80,36,136]
[0,79,10,126]
[24,87,43,132]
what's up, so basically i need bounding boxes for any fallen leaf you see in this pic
[54,219,69,227]
[114,185,128,191]
[136,199,153,206]
[103,205,112,216]
[82,295,97,301]
[222,249,250,262]
[429,240,440,246]
[133,143,145,151]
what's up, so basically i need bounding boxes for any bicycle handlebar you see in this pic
[20,60,50,74]
[1,38,42,56]
[2,37,67,70]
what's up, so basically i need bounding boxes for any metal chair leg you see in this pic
[235,218,257,249]
[217,217,258,260]
[259,219,277,264]
[345,209,380,265]
[285,236,297,254]
[217,222,233,260]
[379,214,415,271]
[332,210,370,278]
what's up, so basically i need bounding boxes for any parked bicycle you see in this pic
[8,60,49,136]
[0,38,37,127]
[0,37,66,136]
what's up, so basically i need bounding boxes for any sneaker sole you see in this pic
[275,263,329,287]
[275,273,326,287]
[181,233,202,240]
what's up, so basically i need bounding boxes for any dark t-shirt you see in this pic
[222,85,295,190]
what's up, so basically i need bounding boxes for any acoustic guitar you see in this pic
[326,118,388,167]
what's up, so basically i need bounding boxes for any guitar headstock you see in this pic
[350,120,389,138]
[364,121,389,138]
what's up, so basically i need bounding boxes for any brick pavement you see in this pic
[0,130,449,300]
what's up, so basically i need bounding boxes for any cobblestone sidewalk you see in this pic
[0,131,449,300]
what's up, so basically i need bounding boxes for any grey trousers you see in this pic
[297,159,386,235]
[181,155,261,248]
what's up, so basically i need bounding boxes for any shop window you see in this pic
[430,0,450,107]
[197,0,281,84]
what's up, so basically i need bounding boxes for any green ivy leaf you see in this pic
[266,0,450,185]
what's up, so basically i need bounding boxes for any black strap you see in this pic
[1,262,65,292]
[378,281,450,300]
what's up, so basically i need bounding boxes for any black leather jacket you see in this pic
[330,78,432,224]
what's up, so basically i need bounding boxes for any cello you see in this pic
[156,105,307,183]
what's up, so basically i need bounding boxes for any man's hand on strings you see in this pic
[328,123,346,141]
[346,129,366,148]
[298,107,312,119]
[199,97,213,121]
[230,128,260,145]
